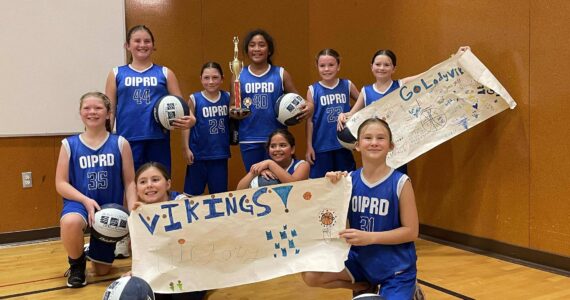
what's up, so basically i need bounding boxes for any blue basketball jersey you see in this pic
[348,168,416,281]
[362,80,401,107]
[238,65,285,142]
[189,91,230,160]
[286,158,305,174]
[62,133,125,206]
[114,64,169,141]
[309,79,352,153]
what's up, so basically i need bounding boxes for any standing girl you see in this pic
[237,129,309,189]
[230,29,311,171]
[182,62,230,195]
[305,48,359,178]
[302,118,420,299]
[132,162,206,300]
[105,25,195,174]
[337,47,469,174]
[55,92,136,288]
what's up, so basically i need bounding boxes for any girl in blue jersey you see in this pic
[229,29,312,171]
[105,25,195,174]
[337,47,469,175]
[237,129,309,189]
[55,92,136,288]
[182,62,230,195]
[306,49,359,178]
[302,118,421,300]
[129,162,206,300]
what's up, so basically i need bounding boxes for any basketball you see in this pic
[92,203,129,244]
[250,175,281,188]
[353,293,385,300]
[337,126,357,150]
[102,276,155,300]
[275,93,306,126]
[153,95,190,130]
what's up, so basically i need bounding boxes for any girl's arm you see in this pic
[305,87,315,165]
[236,171,257,190]
[120,140,137,211]
[337,90,365,130]
[181,95,196,165]
[55,145,101,226]
[340,179,419,246]
[349,81,360,103]
[167,69,196,129]
[264,160,310,183]
[105,70,117,131]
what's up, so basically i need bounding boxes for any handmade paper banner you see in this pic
[129,177,352,293]
[345,49,517,168]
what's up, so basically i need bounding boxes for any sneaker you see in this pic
[413,284,425,300]
[353,282,379,298]
[115,235,131,258]
[65,254,87,288]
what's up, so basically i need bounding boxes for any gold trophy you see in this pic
[229,36,251,115]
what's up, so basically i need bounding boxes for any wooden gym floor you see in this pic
[0,238,568,299]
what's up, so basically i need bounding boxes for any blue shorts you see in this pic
[345,250,417,300]
[309,148,356,178]
[130,138,171,173]
[61,200,117,265]
[239,142,269,172]
[184,159,228,195]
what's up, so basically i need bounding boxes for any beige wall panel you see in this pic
[529,0,570,256]
[0,137,60,232]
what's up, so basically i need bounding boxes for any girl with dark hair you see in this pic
[230,29,312,171]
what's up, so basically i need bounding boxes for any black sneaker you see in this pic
[65,254,87,288]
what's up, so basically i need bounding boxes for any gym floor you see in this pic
[1,238,569,299]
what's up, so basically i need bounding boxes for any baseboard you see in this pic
[0,227,61,245]
[420,224,570,276]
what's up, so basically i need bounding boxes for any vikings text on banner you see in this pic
[129,177,352,293]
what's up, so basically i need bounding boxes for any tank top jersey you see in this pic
[309,79,352,152]
[238,65,285,143]
[286,158,305,174]
[114,64,169,141]
[362,80,401,107]
[348,168,416,281]
[189,91,230,160]
[62,133,125,206]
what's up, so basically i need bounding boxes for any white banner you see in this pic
[129,177,352,293]
[345,50,517,168]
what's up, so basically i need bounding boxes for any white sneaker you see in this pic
[114,236,131,258]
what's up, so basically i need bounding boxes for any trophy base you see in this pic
[230,107,251,117]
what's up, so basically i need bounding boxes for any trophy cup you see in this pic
[229,36,251,115]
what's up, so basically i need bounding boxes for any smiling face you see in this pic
[247,34,270,64]
[355,121,394,161]
[317,55,340,82]
[79,96,109,129]
[126,29,154,62]
[268,133,294,167]
[136,166,171,204]
[200,67,223,95]
[371,54,396,81]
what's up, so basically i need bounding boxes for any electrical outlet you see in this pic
[22,172,32,188]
